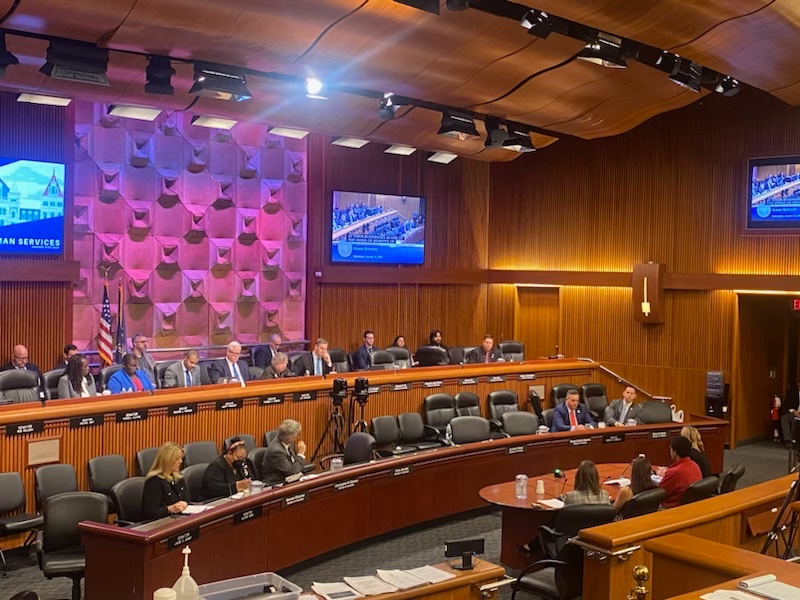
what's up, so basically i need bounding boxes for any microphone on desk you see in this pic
[558,477,568,500]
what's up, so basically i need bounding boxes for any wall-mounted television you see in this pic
[747,156,800,231]
[331,190,426,265]
[0,158,66,254]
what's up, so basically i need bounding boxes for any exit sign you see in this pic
[794,299,800,311]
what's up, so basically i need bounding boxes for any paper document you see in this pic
[405,565,456,583]
[299,595,318,600]
[700,591,759,600]
[737,574,800,600]
[311,582,364,600]
[376,569,427,590]
[535,498,565,509]
[605,478,631,487]
[180,505,212,515]
[651,474,663,484]
[343,576,398,595]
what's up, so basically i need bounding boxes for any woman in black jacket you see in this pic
[141,442,189,520]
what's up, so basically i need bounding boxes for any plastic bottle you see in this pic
[515,474,528,499]
[172,546,199,600]
[154,589,177,600]
[445,423,453,444]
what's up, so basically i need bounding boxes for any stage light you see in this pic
[145,56,175,95]
[378,93,402,120]
[715,75,740,97]
[437,110,480,141]
[520,10,552,39]
[393,0,439,15]
[0,34,19,78]
[40,40,109,86]
[428,152,458,164]
[108,105,161,121]
[306,77,327,99]
[668,57,702,93]
[503,126,535,153]
[331,137,370,148]
[189,63,251,102]
[576,32,627,69]
[268,126,309,139]
[446,0,469,9]
[17,93,71,107]
[191,115,238,130]
[385,145,417,156]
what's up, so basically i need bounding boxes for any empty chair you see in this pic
[0,370,40,404]
[620,487,666,519]
[529,389,544,420]
[38,491,108,600]
[719,464,746,494]
[455,391,482,416]
[154,361,177,389]
[502,411,540,437]
[371,416,417,456]
[581,383,609,420]
[263,429,278,447]
[449,416,491,444]
[247,448,268,480]
[87,454,128,499]
[550,383,578,406]
[538,504,617,559]
[398,412,445,450]
[287,352,304,374]
[136,446,159,476]
[424,393,457,435]
[498,341,524,362]
[35,464,78,511]
[328,349,350,373]
[0,472,43,576]
[447,346,465,365]
[541,408,555,429]
[197,360,214,385]
[109,476,145,526]
[222,434,256,453]
[342,432,375,465]
[183,441,218,467]
[511,541,584,600]
[413,346,449,367]
[42,369,63,400]
[369,350,396,370]
[180,464,207,502]
[97,364,124,392]
[639,400,673,424]
[681,476,720,505]
[385,346,412,369]
[250,366,264,380]
[488,390,520,424]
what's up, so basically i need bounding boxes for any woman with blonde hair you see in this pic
[681,426,712,477]
[141,442,189,520]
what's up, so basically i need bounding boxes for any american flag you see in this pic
[98,281,113,366]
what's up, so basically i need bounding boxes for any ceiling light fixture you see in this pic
[40,40,109,86]
[108,105,162,121]
[331,137,370,149]
[393,0,440,15]
[191,115,238,130]
[428,152,458,164]
[576,32,628,69]
[17,93,71,106]
[0,34,19,78]
[306,77,327,100]
[668,57,703,93]
[145,56,175,95]
[520,10,552,39]
[189,63,251,102]
[714,75,740,97]
[378,93,402,120]
[502,126,536,153]
[437,110,480,141]
[385,145,417,156]
[268,126,310,139]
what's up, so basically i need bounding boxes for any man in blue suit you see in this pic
[107,353,156,394]
[551,389,595,432]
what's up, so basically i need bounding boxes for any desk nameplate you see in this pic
[6,421,44,436]
[169,404,197,417]
[216,399,243,411]
[70,414,104,429]
[166,527,199,549]
[293,391,317,402]
[233,505,263,524]
[260,394,284,405]
[115,410,147,423]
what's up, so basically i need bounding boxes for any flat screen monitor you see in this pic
[331,190,425,265]
[0,158,66,254]
[747,156,800,230]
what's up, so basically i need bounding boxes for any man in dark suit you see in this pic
[781,380,800,445]
[605,385,643,427]
[162,350,202,388]
[465,335,503,364]
[293,338,336,377]
[352,330,376,370]
[208,341,251,384]
[52,344,78,372]
[253,333,282,369]
[551,389,596,432]
[261,419,308,486]
[0,344,45,392]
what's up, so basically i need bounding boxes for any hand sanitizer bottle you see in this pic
[172,546,199,600]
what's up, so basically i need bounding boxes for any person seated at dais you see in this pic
[352,330,377,371]
[391,335,406,349]
[551,390,595,432]
[605,385,643,427]
[261,352,295,379]
[107,353,156,394]
[292,338,336,377]
[141,442,189,520]
[564,460,610,505]
[201,437,256,500]
[613,456,658,512]
[261,419,308,486]
[57,355,97,398]
[465,335,503,364]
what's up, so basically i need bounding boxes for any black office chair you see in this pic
[0,472,43,576]
[542,408,554,429]
[448,346,465,364]
[719,464,746,494]
[42,369,63,400]
[502,411,539,437]
[488,390,520,425]
[369,350,396,370]
[424,393,457,435]
[198,360,213,385]
[287,353,303,374]
[371,416,417,457]
[97,364,124,392]
[385,346,412,369]
[413,346,449,367]
[248,448,268,480]
[153,360,178,389]
[342,433,376,465]
[538,504,617,560]
[263,429,278,447]
[250,366,264,380]
[511,541,584,600]
[639,400,673,424]
[550,384,578,406]
[9,592,41,600]
[449,416,491,444]
[35,464,79,512]
[87,454,128,508]
[222,434,256,453]
[183,441,218,467]
[455,391,482,416]
[328,349,350,373]
[110,476,145,526]
[498,341,524,362]
[580,383,608,420]
[681,476,720,505]
[529,389,544,421]
[0,370,40,404]
[38,491,108,600]
[620,487,666,519]
[136,446,159,476]
[180,464,207,502]
[398,412,445,450]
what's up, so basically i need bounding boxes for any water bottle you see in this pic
[515,474,528,499]
[445,423,453,444]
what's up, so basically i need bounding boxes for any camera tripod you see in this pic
[349,394,369,434]
[310,401,346,463]
[760,460,800,558]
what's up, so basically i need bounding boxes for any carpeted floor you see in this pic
[2,440,792,600]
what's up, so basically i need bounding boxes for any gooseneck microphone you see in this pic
[558,477,568,500]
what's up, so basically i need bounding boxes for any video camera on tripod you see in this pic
[351,377,370,433]
[310,378,348,463]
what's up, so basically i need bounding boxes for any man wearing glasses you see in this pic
[0,344,45,391]
[208,341,251,384]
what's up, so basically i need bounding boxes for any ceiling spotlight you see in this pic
[502,126,535,153]
[437,110,480,141]
[576,32,627,69]
[714,75,740,97]
[379,93,402,120]
[520,10,552,39]
[189,63,251,102]
[306,77,327,100]
[268,126,310,140]
[145,56,175,95]
[385,145,417,156]
[40,40,109,86]
[0,34,19,79]
[17,93,71,107]
[446,0,469,9]
[668,58,702,93]
[428,152,458,164]
[331,137,370,149]
[191,115,237,130]
[393,0,439,15]
[108,105,162,121]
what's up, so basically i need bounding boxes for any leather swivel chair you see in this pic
[35,464,79,512]
[197,360,213,385]
[328,349,350,373]
[539,504,617,560]
[0,370,41,404]
[369,350,396,370]
[342,433,376,465]
[0,472,43,576]
[263,429,278,447]
[110,476,145,526]
[97,364,124,392]
[639,400,673,424]
[620,487,666,519]
[42,369,63,400]
[87,454,128,510]
[38,491,109,600]
[180,464,207,502]
[681,476,720,505]
[183,441,218,467]
[449,416,491,444]
[502,411,540,437]
[550,384,578,406]
[136,446,159,476]
[447,346,465,365]
[454,391,481,416]
[222,434,256,453]
[488,390,520,425]
[413,346,449,367]
[247,448,268,480]
[153,361,178,389]
[371,416,417,457]
[541,408,555,429]
[423,393,457,435]
[511,541,584,600]
[498,341,524,362]
[580,383,609,420]
[719,464,745,494]
[385,346,412,369]
[398,412,445,450]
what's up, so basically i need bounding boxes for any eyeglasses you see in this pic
[228,350,242,356]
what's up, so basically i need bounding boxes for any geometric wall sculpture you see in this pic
[72,102,307,351]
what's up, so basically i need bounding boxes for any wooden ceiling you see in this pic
[0,0,797,160]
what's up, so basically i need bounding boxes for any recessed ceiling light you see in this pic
[17,93,71,106]
[268,126,310,140]
[191,115,237,130]
[108,105,161,121]
[428,152,458,164]
[385,145,417,156]
[306,77,327,100]
[331,137,369,149]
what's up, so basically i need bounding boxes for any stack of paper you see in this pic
[376,569,427,590]
[700,591,758,600]
[343,576,398,595]
[605,478,631,486]
[535,498,565,509]
[311,582,364,600]
[737,574,800,600]
[405,565,456,583]
[180,505,212,515]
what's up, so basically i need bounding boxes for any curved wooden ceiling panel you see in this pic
[3,0,136,42]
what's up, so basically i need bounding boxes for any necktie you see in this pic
[620,404,628,423]
[315,357,322,376]
[232,362,241,382]
[485,351,490,364]
[185,369,192,386]
[569,409,578,428]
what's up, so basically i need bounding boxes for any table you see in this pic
[479,463,630,569]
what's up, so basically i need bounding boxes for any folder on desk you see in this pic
[376,569,427,590]
[738,574,800,600]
